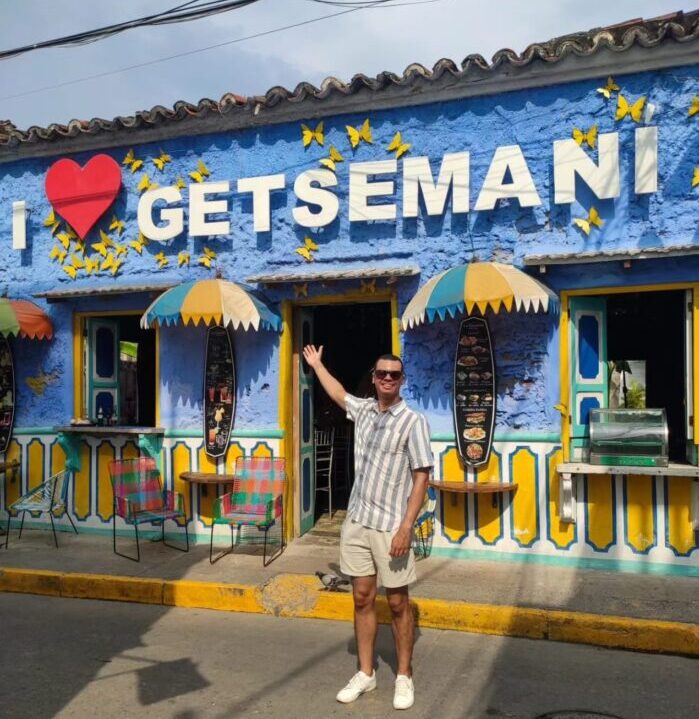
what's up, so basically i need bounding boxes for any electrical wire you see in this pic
[0,0,440,102]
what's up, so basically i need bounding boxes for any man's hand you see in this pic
[303,344,324,370]
[389,525,413,558]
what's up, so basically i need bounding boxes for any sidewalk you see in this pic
[1,527,698,657]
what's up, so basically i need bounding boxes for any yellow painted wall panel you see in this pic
[4,440,22,507]
[97,442,116,522]
[122,442,139,461]
[440,447,467,543]
[252,443,273,459]
[546,449,576,549]
[475,452,502,545]
[171,443,192,520]
[586,475,615,552]
[225,442,244,477]
[27,439,44,490]
[510,449,537,547]
[624,475,656,554]
[197,447,218,525]
[665,477,697,556]
[73,442,91,520]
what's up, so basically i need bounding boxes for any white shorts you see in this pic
[340,518,417,588]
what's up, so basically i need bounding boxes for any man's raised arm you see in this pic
[302,344,347,411]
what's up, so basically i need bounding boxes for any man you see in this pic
[302,345,433,711]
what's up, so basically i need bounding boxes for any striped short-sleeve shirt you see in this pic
[345,394,433,532]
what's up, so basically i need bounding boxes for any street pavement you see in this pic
[1,593,697,719]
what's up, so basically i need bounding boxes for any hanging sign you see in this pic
[0,336,15,453]
[203,326,236,458]
[453,317,495,467]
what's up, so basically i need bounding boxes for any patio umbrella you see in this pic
[401,262,557,329]
[0,298,53,339]
[140,279,281,331]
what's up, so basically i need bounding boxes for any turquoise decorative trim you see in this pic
[431,431,560,444]
[139,433,164,470]
[57,432,82,473]
[12,427,57,436]
[428,546,699,577]
[164,428,284,439]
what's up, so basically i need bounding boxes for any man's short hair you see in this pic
[373,353,404,374]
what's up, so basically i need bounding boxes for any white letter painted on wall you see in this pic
[349,160,397,221]
[635,126,658,195]
[12,201,26,250]
[474,145,541,211]
[137,186,184,241]
[189,181,231,237]
[237,174,285,232]
[403,153,470,218]
[293,169,339,228]
[553,132,620,204]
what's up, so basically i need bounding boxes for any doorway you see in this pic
[294,300,393,534]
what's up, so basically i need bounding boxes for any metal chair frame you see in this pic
[109,457,189,562]
[5,470,78,549]
[314,427,335,518]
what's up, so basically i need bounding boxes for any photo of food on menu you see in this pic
[204,327,236,458]
[453,317,495,467]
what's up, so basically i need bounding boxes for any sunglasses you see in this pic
[373,369,403,380]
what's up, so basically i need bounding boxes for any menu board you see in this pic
[453,317,495,468]
[0,336,15,453]
[204,326,236,458]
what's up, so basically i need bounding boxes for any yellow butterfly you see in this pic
[178,251,190,267]
[69,253,85,269]
[175,176,187,190]
[109,215,125,235]
[203,246,217,260]
[49,246,67,263]
[573,206,604,235]
[73,239,87,255]
[615,94,646,122]
[597,76,620,99]
[114,243,128,257]
[189,159,211,183]
[123,149,143,173]
[56,232,71,250]
[198,255,214,268]
[109,258,123,276]
[91,241,109,257]
[66,226,78,241]
[572,124,598,149]
[152,150,171,172]
[154,252,169,268]
[688,96,699,118]
[130,234,149,254]
[346,118,372,149]
[84,256,99,275]
[295,247,314,262]
[360,278,376,294]
[137,174,158,193]
[293,283,308,298]
[43,210,61,235]
[301,121,324,147]
[302,236,318,251]
[692,167,699,188]
[97,229,114,247]
[319,145,344,172]
[386,131,411,160]
[101,253,123,276]
[62,265,78,280]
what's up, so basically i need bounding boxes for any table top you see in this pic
[429,480,518,494]
[55,426,165,436]
[557,462,699,477]
[180,471,237,485]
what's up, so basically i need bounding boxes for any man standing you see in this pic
[302,345,433,711]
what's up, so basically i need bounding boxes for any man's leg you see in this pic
[352,574,378,675]
[386,585,414,676]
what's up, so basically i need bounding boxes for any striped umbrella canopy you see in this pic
[140,279,281,331]
[0,298,53,339]
[401,262,557,329]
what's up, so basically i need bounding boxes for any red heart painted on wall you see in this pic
[45,154,122,239]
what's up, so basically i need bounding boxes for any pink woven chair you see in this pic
[210,457,286,566]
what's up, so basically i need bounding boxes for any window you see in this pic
[80,314,157,427]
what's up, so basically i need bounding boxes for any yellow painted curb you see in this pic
[1,567,697,657]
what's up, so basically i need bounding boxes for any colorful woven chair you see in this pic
[210,456,286,566]
[109,457,189,561]
[413,484,437,559]
[5,469,77,549]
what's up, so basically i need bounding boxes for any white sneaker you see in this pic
[336,670,376,703]
[393,675,414,710]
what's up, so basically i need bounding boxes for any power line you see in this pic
[0,0,440,103]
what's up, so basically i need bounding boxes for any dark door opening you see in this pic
[607,290,687,462]
[311,302,392,520]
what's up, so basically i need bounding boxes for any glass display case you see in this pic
[589,408,669,467]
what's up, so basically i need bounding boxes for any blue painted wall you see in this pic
[2,63,699,434]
